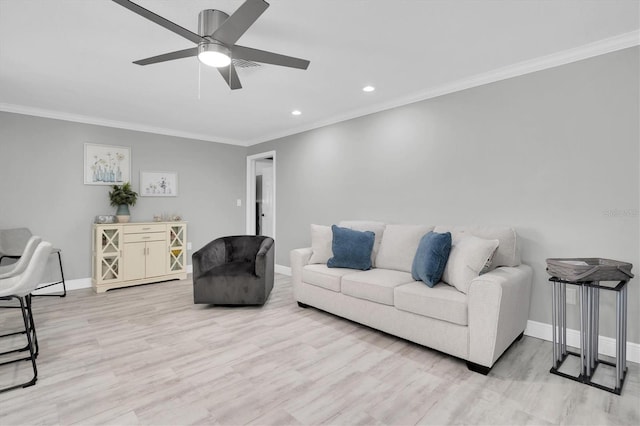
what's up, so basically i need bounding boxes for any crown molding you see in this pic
[245,30,640,145]
[0,103,246,146]
[2,30,638,147]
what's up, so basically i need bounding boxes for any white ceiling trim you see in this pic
[245,29,640,145]
[1,30,638,148]
[0,103,245,146]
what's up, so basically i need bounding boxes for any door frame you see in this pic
[246,151,276,238]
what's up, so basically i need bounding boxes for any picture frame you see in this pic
[140,171,178,197]
[84,143,131,185]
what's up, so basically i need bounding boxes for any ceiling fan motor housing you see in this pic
[199,9,229,38]
[198,9,232,65]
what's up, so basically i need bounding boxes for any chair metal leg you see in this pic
[33,251,67,298]
[0,296,38,357]
[0,296,38,393]
[26,295,39,357]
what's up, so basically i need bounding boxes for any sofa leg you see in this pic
[466,361,492,375]
[297,301,309,308]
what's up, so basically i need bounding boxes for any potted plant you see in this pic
[109,182,138,223]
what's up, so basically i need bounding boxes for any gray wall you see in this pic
[249,47,639,344]
[0,112,247,281]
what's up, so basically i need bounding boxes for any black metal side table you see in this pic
[548,276,629,394]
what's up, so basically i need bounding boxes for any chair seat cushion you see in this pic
[394,282,468,326]
[341,269,415,306]
[302,264,355,292]
[201,261,255,278]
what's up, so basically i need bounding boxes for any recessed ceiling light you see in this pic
[362,85,375,92]
[291,110,302,116]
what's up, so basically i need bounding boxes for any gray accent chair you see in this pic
[192,235,275,305]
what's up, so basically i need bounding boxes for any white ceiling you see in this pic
[1,0,638,146]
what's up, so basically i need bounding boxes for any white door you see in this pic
[246,151,276,239]
[261,164,274,238]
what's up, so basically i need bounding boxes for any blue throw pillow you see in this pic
[411,231,452,287]
[327,225,375,270]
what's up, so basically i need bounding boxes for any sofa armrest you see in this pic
[290,248,313,300]
[467,264,533,367]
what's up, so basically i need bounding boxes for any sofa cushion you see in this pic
[339,220,385,267]
[328,225,375,270]
[441,234,499,294]
[411,231,452,287]
[376,224,434,272]
[309,224,333,264]
[434,225,520,269]
[394,282,468,326]
[341,269,415,306]
[302,264,355,292]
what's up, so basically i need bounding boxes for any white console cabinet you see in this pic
[92,222,187,293]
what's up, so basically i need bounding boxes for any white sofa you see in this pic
[290,221,533,373]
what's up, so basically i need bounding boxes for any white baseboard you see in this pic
[525,320,639,364]
[275,264,292,276]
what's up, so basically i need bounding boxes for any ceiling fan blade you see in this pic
[217,64,242,90]
[133,48,198,65]
[212,0,269,46]
[112,0,205,45]
[232,45,310,70]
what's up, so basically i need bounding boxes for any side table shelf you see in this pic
[549,276,629,394]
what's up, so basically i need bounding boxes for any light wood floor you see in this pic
[0,275,638,425]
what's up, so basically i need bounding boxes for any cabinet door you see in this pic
[168,224,187,273]
[146,240,167,278]
[95,225,122,283]
[123,242,146,281]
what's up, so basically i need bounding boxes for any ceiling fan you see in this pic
[112,0,310,90]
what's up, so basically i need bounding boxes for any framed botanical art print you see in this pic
[140,171,178,197]
[84,143,131,185]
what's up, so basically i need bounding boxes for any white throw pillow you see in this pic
[375,224,433,272]
[309,224,333,264]
[338,220,386,267]
[434,225,519,270]
[442,234,499,294]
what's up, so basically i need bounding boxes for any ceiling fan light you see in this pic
[198,43,231,68]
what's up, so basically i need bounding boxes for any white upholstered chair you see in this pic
[0,241,52,393]
[0,228,66,297]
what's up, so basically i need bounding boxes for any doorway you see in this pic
[246,151,276,238]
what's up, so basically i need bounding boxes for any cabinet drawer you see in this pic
[124,232,166,243]
[124,224,165,234]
